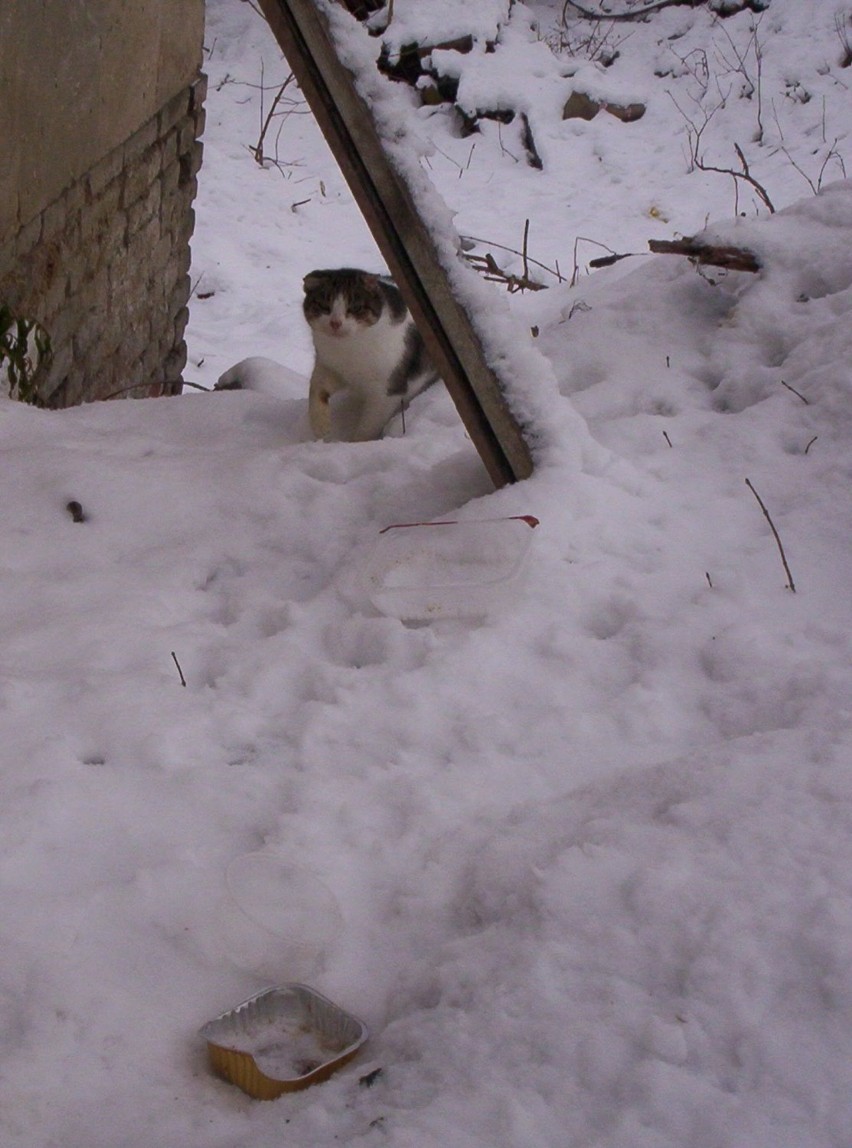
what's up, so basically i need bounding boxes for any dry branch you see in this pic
[648,237,760,272]
[562,0,764,20]
[465,251,548,292]
[562,0,703,23]
[745,477,796,592]
[461,229,563,289]
[588,237,760,273]
[251,71,297,165]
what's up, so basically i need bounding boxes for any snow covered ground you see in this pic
[1,2,851,1145]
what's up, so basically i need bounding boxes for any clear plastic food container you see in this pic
[363,514,539,621]
[216,853,342,980]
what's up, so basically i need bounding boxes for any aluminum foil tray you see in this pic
[200,984,368,1100]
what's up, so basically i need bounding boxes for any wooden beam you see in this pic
[257,0,534,487]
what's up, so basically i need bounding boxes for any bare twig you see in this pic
[171,651,187,688]
[780,379,808,404]
[571,236,617,287]
[714,14,765,142]
[804,435,818,454]
[97,377,211,399]
[461,229,563,289]
[670,94,775,213]
[552,11,627,63]
[251,71,296,165]
[732,143,774,211]
[779,140,847,195]
[745,477,796,592]
[495,121,520,166]
[465,250,548,292]
[188,272,205,302]
[461,235,562,280]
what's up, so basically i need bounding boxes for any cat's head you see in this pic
[302,268,385,339]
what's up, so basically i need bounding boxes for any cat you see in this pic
[303,267,439,442]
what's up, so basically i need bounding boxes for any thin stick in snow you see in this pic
[780,379,809,404]
[745,478,796,592]
[171,651,188,687]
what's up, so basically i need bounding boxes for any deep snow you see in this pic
[1,2,851,1145]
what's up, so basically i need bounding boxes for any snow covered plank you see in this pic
[257,0,534,487]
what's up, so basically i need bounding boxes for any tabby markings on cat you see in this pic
[303,268,439,441]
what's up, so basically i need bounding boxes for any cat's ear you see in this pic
[303,271,326,293]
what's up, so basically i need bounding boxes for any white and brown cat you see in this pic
[303,268,438,441]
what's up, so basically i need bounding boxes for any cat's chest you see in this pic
[313,315,408,387]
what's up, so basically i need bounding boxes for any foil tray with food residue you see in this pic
[200,983,368,1100]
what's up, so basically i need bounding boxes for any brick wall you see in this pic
[0,76,206,406]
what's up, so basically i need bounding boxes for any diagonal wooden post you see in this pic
[257,0,534,487]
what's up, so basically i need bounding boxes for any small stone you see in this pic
[562,90,600,121]
[605,100,646,123]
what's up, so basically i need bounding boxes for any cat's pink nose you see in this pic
[329,317,342,332]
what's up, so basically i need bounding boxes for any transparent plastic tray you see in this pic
[363,515,539,621]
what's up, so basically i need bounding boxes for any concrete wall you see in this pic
[0,1,206,405]
[0,1,205,237]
